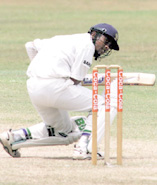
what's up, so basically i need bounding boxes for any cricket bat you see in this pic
[82,73,156,86]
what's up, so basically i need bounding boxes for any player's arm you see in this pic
[25,41,38,61]
[25,39,43,61]
[70,45,94,83]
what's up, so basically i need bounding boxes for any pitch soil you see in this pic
[0,138,156,185]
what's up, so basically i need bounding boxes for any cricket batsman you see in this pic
[0,23,119,159]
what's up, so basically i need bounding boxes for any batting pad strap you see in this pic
[47,126,55,136]
[82,130,91,136]
[46,126,68,137]
[59,133,67,137]
[26,128,32,139]
[22,129,29,139]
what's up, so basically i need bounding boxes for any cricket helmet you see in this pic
[89,23,119,51]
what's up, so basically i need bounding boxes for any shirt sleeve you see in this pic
[70,44,94,81]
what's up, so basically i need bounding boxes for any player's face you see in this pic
[95,35,112,55]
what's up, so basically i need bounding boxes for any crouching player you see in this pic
[0,23,119,159]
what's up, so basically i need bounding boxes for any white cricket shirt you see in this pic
[26,33,95,81]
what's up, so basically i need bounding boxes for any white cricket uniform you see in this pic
[24,33,117,151]
[26,33,100,136]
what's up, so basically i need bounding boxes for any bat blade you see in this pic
[82,73,156,86]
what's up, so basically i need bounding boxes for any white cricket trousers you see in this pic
[27,77,105,135]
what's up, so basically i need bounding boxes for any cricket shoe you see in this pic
[0,129,21,158]
[73,144,104,160]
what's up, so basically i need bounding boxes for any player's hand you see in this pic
[70,77,81,85]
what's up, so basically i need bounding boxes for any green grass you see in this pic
[0,1,157,185]
[0,0,157,140]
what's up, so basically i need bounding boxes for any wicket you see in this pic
[92,65,123,165]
